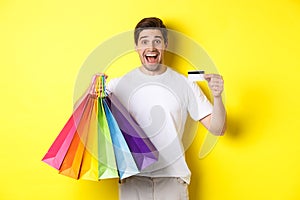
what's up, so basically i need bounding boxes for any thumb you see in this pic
[204,74,212,81]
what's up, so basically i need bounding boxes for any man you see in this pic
[106,17,226,200]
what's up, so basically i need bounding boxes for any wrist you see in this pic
[213,95,222,100]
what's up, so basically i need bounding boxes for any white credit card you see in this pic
[188,70,205,81]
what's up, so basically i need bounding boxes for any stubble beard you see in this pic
[142,63,162,72]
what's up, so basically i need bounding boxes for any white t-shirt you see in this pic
[106,67,212,184]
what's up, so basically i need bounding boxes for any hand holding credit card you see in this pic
[188,70,205,81]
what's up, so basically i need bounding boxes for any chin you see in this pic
[143,63,161,71]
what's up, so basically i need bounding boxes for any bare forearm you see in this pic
[208,96,226,135]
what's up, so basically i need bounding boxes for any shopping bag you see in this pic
[103,99,139,179]
[79,97,99,181]
[97,98,119,179]
[106,94,159,170]
[42,94,89,170]
[58,96,94,178]
[42,74,158,181]
[78,76,119,180]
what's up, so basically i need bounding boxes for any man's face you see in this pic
[135,29,167,72]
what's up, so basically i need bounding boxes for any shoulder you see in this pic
[106,68,139,94]
[106,77,121,94]
[167,68,201,91]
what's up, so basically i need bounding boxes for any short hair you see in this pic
[134,17,168,45]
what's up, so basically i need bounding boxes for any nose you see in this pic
[149,41,156,50]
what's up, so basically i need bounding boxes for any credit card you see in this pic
[188,70,205,81]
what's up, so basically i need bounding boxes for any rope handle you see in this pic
[94,74,106,98]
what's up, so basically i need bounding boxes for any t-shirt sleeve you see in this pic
[187,80,213,121]
[106,77,121,94]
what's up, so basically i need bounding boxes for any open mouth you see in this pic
[145,52,159,64]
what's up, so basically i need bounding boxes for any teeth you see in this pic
[146,53,157,57]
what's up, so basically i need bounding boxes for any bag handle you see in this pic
[94,75,106,98]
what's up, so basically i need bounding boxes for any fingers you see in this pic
[204,74,222,81]
[204,74,224,97]
[204,74,224,86]
[91,73,108,87]
[89,73,108,96]
[92,73,108,80]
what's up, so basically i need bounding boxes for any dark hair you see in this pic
[134,17,168,45]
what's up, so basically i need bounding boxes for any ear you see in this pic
[164,41,168,48]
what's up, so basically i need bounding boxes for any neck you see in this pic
[139,64,167,76]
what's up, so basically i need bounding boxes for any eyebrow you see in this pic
[139,35,163,40]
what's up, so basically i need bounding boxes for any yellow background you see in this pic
[1,0,300,199]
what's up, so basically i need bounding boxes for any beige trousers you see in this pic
[119,176,189,200]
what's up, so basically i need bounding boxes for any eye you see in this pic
[141,40,148,45]
[154,40,161,44]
